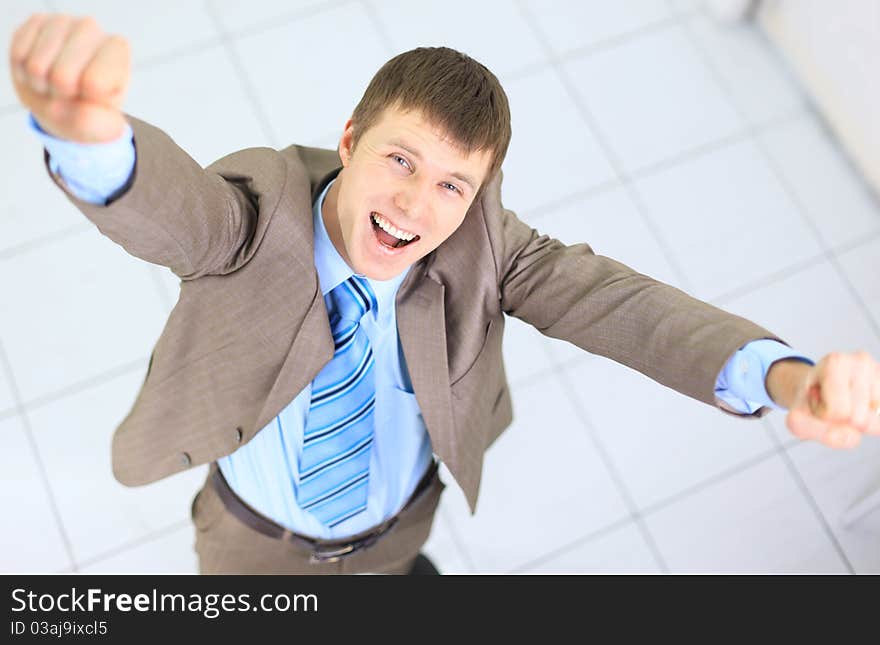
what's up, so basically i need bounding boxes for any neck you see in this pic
[321,173,351,267]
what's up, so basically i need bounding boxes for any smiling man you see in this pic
[10,13,880,575]
[323,104,494,281]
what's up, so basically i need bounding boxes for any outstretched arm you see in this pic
[484,168,880,448]
[11,13,281,280]
[491,201,788,416]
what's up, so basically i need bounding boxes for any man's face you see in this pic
[324,106,493,281]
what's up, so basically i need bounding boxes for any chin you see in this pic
[349,228,419,282]
[358,261,402,282]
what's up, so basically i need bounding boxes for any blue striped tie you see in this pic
[296,276,377,528]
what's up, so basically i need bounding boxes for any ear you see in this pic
[338,118,355,167]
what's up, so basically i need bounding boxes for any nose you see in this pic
[393,175,431,223]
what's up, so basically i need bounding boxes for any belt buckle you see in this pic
[309,543,355,564]
[307,518,398,564]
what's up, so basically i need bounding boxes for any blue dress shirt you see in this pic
[28,113,816,536]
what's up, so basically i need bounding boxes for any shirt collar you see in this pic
[312,178,410,321]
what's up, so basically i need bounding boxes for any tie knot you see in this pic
[330,275,377,325]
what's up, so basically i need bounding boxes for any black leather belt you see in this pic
[209,459,439,564]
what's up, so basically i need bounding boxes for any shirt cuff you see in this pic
[28,112,136,205]
[715,339,815,413]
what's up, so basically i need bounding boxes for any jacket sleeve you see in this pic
[484,172,787,419]
[41,114,287,280]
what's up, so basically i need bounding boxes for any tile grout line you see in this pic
[206,0,356,46]
[75,518,192,571]
[827,227,880,261]
[127,0,355,72]
[499,60,553,85]
[0,339,78,572]
[708,249,832,307]
[130,36,226,71]
[359,0,397,57]
[762,421,856,573]
[685,227,878,309]
[509,4,704,85]
[676,13,864,573]
[547,367,670,573]
[510,514,635,574]
[20,357,148,414]
[636,443,780,518]
[203,0,281,148]
[517,178,622,222]
[507,355,571,391]
[543,13,684,64]
[772,426,800,451]
[626,107,802,181]
[0,222,93,262]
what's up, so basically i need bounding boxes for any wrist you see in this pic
[29,110,128,144]
[765,359,812,409]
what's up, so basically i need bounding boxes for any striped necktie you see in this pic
[296,275,377,528]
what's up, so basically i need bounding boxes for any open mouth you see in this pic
[370,212,420,249]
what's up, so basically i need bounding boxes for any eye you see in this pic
[441,182,460,194]
[391,154,411,170]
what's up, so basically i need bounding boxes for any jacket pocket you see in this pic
[450,318,495,390]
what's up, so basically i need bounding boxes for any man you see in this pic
[10,13,880,575]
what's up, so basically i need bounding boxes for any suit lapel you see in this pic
[254,164,336,429]
[395,266,456,470]
[256,286,334,431]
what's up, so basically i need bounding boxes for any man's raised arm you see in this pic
[9,13,282,280]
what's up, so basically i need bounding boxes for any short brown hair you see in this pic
[350,47,512,197]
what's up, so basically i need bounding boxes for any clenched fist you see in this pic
[9,13,130,143]
[767,351,880,449]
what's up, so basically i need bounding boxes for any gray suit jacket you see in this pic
[43,115,786,513]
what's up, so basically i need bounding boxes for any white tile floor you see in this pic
[1,0,878,574]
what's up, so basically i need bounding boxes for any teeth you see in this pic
[371,212,416,241]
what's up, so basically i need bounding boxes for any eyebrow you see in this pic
[387,138,478,192]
